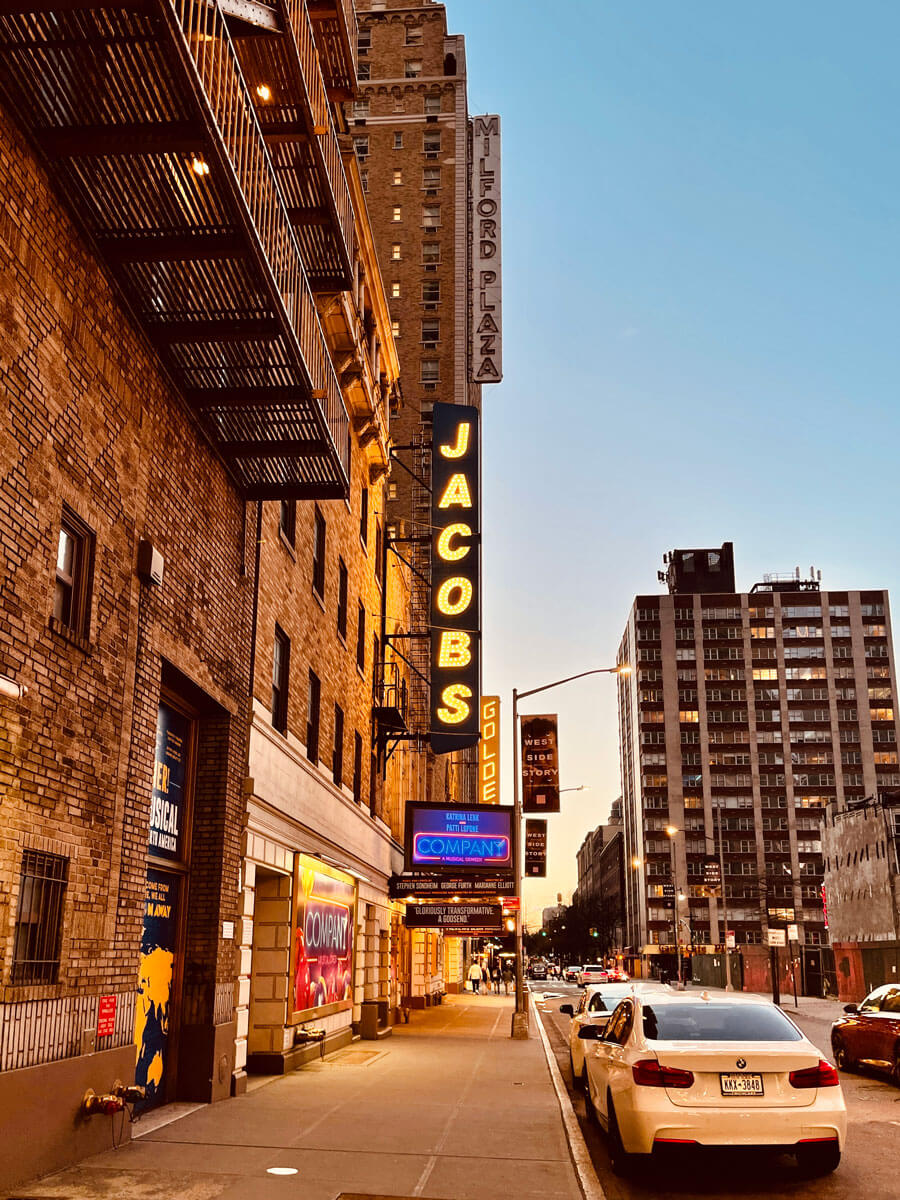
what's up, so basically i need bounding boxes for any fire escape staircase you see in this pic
[0,0,358,500]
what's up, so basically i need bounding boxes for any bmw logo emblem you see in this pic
[736,1058,747,1069]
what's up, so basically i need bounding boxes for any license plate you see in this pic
[720,1072,763,1096]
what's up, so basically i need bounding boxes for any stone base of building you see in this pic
[0,1043,137,1194]
[246,1026,352,1075]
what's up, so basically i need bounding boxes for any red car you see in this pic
[830,983,900,1083]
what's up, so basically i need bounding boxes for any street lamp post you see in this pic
[665,825,684,987]
[511,664,630,1039]
[714,799,734,990]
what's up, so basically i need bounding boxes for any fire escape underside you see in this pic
[0,1,352,500]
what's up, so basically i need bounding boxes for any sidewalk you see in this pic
[12,994,585,1200]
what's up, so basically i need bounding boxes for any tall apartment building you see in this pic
[0,1,416,1188]
[354,0,500,807]
[617,544,900,989]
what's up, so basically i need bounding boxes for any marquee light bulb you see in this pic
[438,630,471,667]
[437,472,472,510]
[439,422,471,459]
[437,522,471,562]
[437,683,472,724]
[436,577,472,617]
[191,155,210,177]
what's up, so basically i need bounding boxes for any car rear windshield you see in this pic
[642,1003,803,1042]
[583,965,605,972]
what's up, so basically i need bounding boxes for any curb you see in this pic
[531,995,607,1200]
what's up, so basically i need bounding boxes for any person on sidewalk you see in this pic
[501,965,513,995]
[467,961,483,993]
[492,966,501,992]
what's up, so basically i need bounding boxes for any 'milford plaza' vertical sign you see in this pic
[471,115,502,384]
[430,402,480,754]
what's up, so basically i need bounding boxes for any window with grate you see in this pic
[279,500,296,547]
[53,505,95,638]
[337,558,348,641]
[11,850,69,985]
[360,486,369,547]
[357,601,366,671]
[312,507,326,598]
[333,703,344,788]
[353,731,363,804]
[272,625,290,733]
[422,279,441,303]
[306,669,321,763]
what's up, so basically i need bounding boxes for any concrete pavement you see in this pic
[10,994,587,1200]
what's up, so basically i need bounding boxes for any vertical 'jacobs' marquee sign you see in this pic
[471,115,502,384]
[431,402,480,754]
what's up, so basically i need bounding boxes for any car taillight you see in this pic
[789,1060,840,1088]
[632,1059,694,1088]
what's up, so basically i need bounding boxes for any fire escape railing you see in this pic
[168,0,348,469]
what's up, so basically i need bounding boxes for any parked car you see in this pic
[577,963,610,987]
[564,965,581,983]
[831,983,900,1083]
[561,981,670,1090]
[578,991,846,1177]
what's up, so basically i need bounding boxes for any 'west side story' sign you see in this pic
[430,402,480,754]
[471,114,502,383]
[525,819,547,877]
[521,714,560,813]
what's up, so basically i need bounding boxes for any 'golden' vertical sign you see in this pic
[430,402,480,754]
[479,695,500,803]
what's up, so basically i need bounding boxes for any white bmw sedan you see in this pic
[579,991,847,1177]
[561,981,671,1090]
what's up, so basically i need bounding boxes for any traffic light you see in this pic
[590,928,598,937]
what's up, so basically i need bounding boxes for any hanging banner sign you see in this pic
[389,873,517,898]
[430,402,481,754]
[404,903,503,931]
[479,695,500,803]
[525,819,547,877]
[470,115,502,383]
[521,714,560,812]
[405,802,514,875]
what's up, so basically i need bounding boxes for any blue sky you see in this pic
[448,0,900,924]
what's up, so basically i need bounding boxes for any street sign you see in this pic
[662,883,676,899]
[521,714,560,812]
[404,903,502,931]
[524,819,547,877]
[725,931,736,949]
[787,923,799,942]
[767,929,786,947]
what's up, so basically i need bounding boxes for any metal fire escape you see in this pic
[0,0,359,500]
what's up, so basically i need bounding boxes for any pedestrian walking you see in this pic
[492,966,500,992]
[482,963,492,993]
[467,961,483,994]
[501,966,513,995]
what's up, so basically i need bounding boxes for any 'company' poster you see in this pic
[134,868,178,1112]
[292,855,356,1022]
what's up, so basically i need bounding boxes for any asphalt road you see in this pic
[530,980,900,1200]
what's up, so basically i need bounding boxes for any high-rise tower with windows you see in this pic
[617,545,900,982]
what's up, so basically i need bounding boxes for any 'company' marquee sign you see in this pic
[430,402,480,754]
[405,802,514,875]
[471,114,502,384]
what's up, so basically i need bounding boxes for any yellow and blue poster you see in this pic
[134,868,177,1112]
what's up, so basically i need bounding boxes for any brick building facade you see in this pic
[0,93,252,1189]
